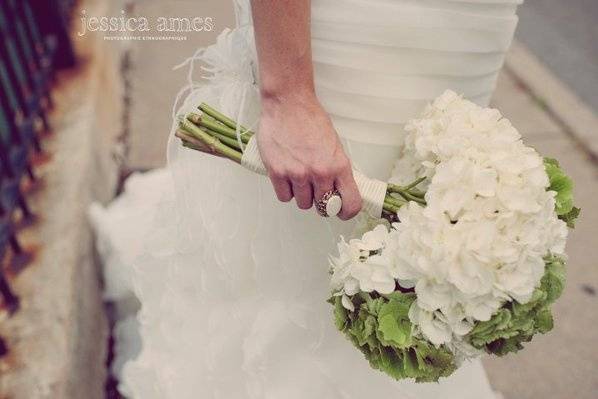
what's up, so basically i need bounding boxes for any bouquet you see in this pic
[175,91,579,382]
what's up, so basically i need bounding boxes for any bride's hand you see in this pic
[257,91,362,220]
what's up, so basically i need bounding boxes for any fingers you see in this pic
[269,175,293,203]
[267,157,361,218]
[292,181,314,210]
[268,164,313,210]
[335,168,363,220]
[312,169,335,207]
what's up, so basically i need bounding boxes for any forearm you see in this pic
[250,0,315,100]
[250,0,362,219]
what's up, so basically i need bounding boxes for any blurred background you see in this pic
[0,0,596,398]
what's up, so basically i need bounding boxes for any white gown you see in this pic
[90,0,522,397]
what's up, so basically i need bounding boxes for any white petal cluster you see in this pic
[330,225,398,297]
[330,91,569,348]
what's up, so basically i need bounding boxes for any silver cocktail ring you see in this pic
[315,190,342,217]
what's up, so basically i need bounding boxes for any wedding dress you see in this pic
[90,0,522,397]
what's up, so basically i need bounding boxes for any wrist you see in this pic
[258,52,317,105]
[260,83,317,105]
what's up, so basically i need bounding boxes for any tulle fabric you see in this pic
[90,0,520,397]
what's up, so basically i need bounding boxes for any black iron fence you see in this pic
[0,0,76,334]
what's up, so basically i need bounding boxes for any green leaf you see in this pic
[544,158,579,227]
[329,291,457,382]
[378,314,409,348]
[382,291,417,303]
[411,340,458,382]
[377,297,414,348]
[535,308,554,333]
[468,255,567,356]
[560,206,581,228]
[543,157,560,168]
[332,296,349,331]
[542,255,567,304]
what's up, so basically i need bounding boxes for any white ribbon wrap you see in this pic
[241,137,387,218]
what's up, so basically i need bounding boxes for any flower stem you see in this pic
[385,195,406,209]
[404,176,427,190]
[188,113,251,144]
[397,191,427,205]
[180,118,243,163]
[387,176,426,194]
[176,130,230,159]
[182,140,205,152]
[409,189,425,199]
[198,103,254,138]
[387,177,427,206]
[383,200,400,214]
[199,125,243,151]
[175,129,213,152]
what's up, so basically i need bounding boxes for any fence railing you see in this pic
[0,0,76,352]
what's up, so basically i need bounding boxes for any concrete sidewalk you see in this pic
[0,0,123,396]
[484,68,598,399]
[122,3,598,399]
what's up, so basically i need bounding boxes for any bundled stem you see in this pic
[179,118,243,163]
[188,112,253,145]
[199,103,252,134]
[176,103,429,220]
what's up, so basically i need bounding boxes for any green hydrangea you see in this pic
[468,255,566,356]
[544,158,580,227]
[330,292,457,383]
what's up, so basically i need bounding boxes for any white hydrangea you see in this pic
[329,225,398,298]
[330,91,569,349]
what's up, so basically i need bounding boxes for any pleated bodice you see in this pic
[235,0,521,146]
